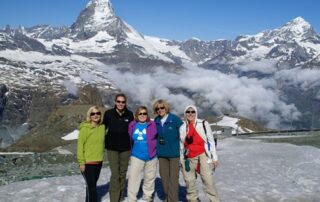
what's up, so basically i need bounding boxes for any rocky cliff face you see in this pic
[0,84,8,118]
[6,85,108,152]
[0,85,33,147]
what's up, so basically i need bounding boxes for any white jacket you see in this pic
[179,105,218,162]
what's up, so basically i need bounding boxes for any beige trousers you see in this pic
[127,156,158,202]
[181,153,219,202]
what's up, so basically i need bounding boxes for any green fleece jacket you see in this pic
[77,122,105,165]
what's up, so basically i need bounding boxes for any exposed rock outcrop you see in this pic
[6,85,109,152]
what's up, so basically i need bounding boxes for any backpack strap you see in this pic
[202,120,212,152]
[202,120,207,135]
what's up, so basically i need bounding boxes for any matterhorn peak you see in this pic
[70,0,117,39]
[86,0,114,19]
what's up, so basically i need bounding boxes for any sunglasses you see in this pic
[155,106,165,111]
[185,110,196,114]
[90,112,101,116]
[138,112,148,116]
[116,100,126,104]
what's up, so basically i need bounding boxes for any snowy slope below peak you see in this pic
[37,30,192,64]
[126,34,191,63]
[0,49,115,91]
[38,31,118,54]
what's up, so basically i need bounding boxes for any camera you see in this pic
[185,136,193,144]
[159,137,166,145]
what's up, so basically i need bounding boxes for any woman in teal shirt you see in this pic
[153,99,183,202]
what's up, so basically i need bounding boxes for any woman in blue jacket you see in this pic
[153,99,183,202]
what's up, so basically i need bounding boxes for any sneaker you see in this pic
[120,197,127,202]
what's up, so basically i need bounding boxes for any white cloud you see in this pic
[106,64,301,128]
[63,80,78,95]
[275,67,320,90]
[235,59,278,74]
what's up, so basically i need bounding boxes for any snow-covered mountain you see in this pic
[1,0,320,149]
[198,17,320,71]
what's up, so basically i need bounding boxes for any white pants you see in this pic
[127,156,158,202]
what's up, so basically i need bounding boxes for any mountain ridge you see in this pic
[0,0,320,149]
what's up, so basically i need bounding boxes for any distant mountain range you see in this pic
[1,0,320,149]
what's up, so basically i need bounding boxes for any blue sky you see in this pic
[0,0,319,41]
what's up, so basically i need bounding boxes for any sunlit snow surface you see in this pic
[0,138,319,202]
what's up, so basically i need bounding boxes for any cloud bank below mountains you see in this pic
[105,64,302,129]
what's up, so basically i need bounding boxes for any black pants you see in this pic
[82,163,102,202]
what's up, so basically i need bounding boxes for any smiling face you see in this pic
[156,104,167,117]
[137,109,148,123]
[134,106,150,123]
[153,99,170,117]
[115,95,126,111]
[90,109,101,124]
[185,107,196,123]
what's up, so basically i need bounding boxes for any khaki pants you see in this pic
[127,156,158,202]
[181,153,219,202]
[158,157,180,202]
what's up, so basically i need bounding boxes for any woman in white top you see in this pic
[180,105,219,202]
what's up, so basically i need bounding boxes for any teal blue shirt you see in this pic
[155,113,183,158]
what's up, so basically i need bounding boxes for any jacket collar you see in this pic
[113,106,129,116]
[155,113,173,124]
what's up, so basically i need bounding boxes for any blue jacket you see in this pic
[155,113,183,158]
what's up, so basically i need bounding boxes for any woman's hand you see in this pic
[213,161,219,169]
[79,164,85,173]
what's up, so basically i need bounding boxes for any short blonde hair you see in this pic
[134,106,150,122]
[86,106,102,124]
[152,99,170,114]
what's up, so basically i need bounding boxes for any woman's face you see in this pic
[185,107,196,123]
[115,96,126,111]
[156,104,166,117]
[137,109,148,123]
[90,109,101,123]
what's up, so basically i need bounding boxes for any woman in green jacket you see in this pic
[77,106,105,202]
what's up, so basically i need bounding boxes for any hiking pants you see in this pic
[181,153,219,202]
[107,150,131,202]
[158,157,180,202]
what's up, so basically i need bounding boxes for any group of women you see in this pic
[77,93,219,202]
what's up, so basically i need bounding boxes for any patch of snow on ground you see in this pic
[0,138,319,202]
[249,135,311,139]
[61,130,79,141]
[52,146,73,155]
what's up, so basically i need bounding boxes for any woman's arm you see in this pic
[204,121,218,162]
[77,127,86,167]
